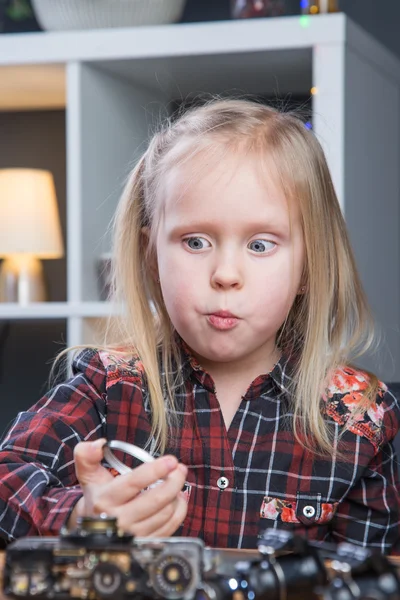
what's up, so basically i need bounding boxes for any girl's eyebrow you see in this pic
[168,220,289,235]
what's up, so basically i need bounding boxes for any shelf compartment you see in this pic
[0,64,65,112]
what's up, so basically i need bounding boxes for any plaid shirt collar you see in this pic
[176,336,295,399]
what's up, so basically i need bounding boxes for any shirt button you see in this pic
[217,476,229,490]
[303,505,316,518]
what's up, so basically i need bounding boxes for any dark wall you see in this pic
[181,0,303,21]
[337,0,400,58]
[0,320,66,437]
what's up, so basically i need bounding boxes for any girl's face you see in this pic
[155,153,305,370]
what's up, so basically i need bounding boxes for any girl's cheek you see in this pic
[163,278,195,309]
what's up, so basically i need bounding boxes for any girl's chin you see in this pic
[190,343,244,365]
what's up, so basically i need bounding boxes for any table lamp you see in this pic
[0,168,64,303]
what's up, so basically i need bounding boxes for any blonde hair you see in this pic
[99,99,378,454]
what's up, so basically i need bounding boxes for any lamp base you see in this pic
[0,255,47,303]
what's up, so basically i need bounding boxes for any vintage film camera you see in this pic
[4,515,399,600]
[3,517,326,600]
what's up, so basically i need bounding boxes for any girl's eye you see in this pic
[184,237,211,250]
[248,239,276,253]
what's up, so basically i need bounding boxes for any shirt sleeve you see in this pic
[331,387,400,555]
[0,348,107,541]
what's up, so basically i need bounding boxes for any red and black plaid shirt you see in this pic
[0,347,399,553]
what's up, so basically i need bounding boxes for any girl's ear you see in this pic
[298,267,308,295]
[141,227,159,283]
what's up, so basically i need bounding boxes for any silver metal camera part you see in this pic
[103,440,155,475]
[133,537,204,600]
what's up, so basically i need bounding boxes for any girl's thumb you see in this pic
[74,438,112,486]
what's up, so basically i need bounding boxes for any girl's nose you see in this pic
[210,257,243,290]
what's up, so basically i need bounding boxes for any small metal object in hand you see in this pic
[103,440,155,475]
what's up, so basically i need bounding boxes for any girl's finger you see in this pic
[74,439,114,487]
[147,496,188,538]
[91,457,185,514]
[118,500,178,536]
[109,463,187,521]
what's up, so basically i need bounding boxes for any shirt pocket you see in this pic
[260,493,338,526]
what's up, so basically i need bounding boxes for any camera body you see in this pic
[3,516,204,600]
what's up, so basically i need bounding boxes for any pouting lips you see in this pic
[207,312,240,330]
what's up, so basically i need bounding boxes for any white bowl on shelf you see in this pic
[31,0,187,31]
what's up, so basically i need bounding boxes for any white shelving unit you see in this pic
[1,13,399,378]
[0,302,116,320]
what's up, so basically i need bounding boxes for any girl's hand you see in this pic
[68,439,188,537]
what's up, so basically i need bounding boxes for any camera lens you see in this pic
[201,550,326,600]
[151,554,194,599]
[92,563,124,598]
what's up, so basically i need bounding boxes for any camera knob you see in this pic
[92,563,125,599]
[151,554,195,599]
[78,515,118,535]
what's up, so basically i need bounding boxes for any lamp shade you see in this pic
[0,168,64,258]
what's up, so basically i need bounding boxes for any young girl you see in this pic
[0,99,399,553]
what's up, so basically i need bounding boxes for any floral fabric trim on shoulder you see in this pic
[98,351,145,390]
[323,366,387,451]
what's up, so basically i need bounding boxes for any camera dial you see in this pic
[92,562,125,598]
[151,553,195,599]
